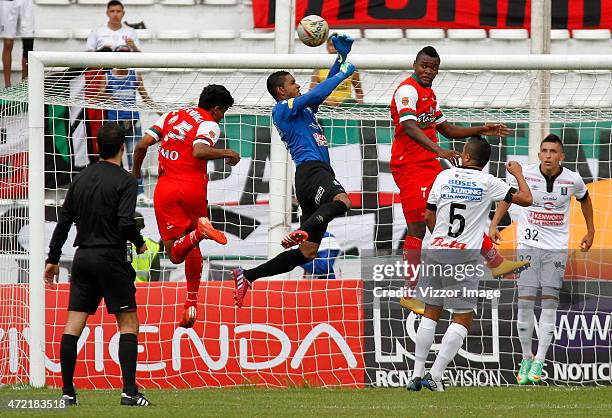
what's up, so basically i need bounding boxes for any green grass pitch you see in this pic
[1,386,611,417]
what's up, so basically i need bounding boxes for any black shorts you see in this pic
[295,160,346,244]
[69,247,137,315]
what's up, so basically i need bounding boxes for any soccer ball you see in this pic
[297,15,329,47]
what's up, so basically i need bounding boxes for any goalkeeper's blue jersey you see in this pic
[272,98,330,166]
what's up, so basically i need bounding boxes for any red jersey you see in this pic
[145,107,221,184]
[390,74,446,167]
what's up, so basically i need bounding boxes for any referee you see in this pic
[44,122,151,407]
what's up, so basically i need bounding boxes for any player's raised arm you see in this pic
[505,161,533,207]
[436,121,511,140]
[293,63,356,111]
[326,34,353,79]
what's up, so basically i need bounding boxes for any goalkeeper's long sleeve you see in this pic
[292,72,350,112]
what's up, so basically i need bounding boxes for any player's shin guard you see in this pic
[413,317,437,378]
[480,233,504,268]
[170,231,202,264]
[429,322,468,382]
[517,299,535,359]
[244,249,308,282]
[184,248,203,309]
[535,309,557,361]
[119,333,139,396]
[60,334,79,396]
[400,236,425,314]
[403,236,422,287]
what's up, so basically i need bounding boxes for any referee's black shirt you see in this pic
[46,161,145,264]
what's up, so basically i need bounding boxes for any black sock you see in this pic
[119,333,138,396]
[301,201,347,233]
[244,249,308,282]
[60,334,79,396]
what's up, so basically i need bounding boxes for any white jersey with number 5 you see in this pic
[426,167,514,259]
[510,164,588,250]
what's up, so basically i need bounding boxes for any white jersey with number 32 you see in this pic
[510,164,588,250]
[426,167,513,258]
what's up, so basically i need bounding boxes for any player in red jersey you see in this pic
[391,46,529,314]
[132,85,240,328]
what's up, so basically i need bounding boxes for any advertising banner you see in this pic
[0,280,365,388]
[253,0,612,30]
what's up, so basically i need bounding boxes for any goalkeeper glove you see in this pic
[331,34,353,63]
[339,62,356,78]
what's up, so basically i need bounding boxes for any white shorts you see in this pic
[517,244,568,289]
[0,0,35,38]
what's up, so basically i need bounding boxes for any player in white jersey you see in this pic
[490,134,595,385]
[408,136,533,392]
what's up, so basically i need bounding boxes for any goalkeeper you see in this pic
[233,34,355,307]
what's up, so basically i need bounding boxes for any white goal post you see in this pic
[25,51,612,387]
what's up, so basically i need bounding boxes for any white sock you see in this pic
[535,309,557,361]
[430,322,468,381]
[517,308,535,359]
[413,317,437,378]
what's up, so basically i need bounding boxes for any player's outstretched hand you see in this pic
[506,160,523,176]
[331,34,353,63]
[580,231,594,252]
[225,150,241,166]
[480,123,511,137]
[489,226,502,245]
[339,62,356,78]
[438,148,461,166]
[137,243,148,254]
[44,263,60,289]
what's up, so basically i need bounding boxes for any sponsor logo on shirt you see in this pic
[313,133,328,147]
[440,184,483,201]
[401,97,409,106]
[430,237,467,250]
[561,187,568,196]
[528,211,564,226]
[525,176,541,182]
[416,110,436,125]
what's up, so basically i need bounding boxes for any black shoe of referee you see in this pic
[120,392,151,406]
[60,393,79,406]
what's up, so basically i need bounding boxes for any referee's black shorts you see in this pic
[295,160,346,244]
[69,247,137,315]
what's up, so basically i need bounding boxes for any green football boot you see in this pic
[517,358,532,385]
[528,359,544,384]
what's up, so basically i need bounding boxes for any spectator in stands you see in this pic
[0,0,35,87]
[309,33,363,106]
[105,45,155,204]
[86,0,141,52]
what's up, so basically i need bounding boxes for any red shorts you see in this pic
[154,176,208,241]
[392,159,442,224]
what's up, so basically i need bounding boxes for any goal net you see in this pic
[1,52,610,389]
